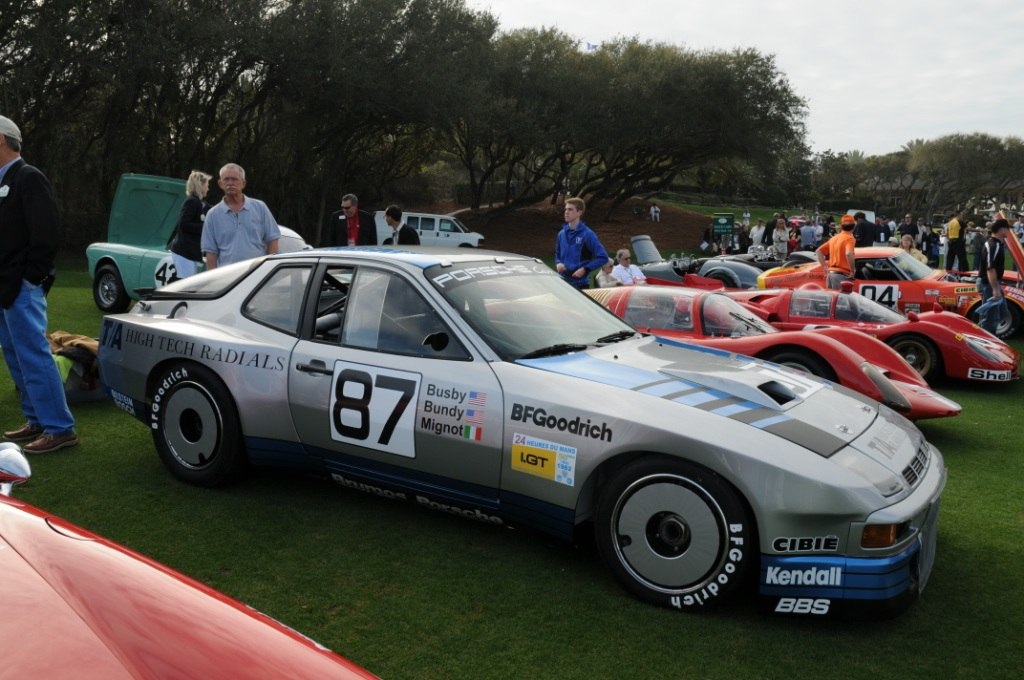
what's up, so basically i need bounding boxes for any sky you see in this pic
[465,0,1024,156]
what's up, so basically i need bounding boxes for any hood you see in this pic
[519,336,878,457]
[0,498,374,679]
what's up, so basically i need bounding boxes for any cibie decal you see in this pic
[330,361,420,458]
[772,535,839,553]
[510,432,577,486]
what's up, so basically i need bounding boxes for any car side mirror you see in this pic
[906,312,919,322]
[0,443,31,496]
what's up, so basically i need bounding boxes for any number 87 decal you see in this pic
[330,362,421,458]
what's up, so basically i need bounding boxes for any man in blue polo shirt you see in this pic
[202,163,280,269]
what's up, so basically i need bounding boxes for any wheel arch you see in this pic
[90,254,120,277]
[575,450,761,549]
[886,332,943,380]
[755,343,838,381]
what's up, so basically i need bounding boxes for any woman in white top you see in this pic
[771,218,789,255]
[611,249,647,285]
[595,258,621,287]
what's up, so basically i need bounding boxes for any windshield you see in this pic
[425,260,633,360]
[888,250,935,280]
[835,291,907,323]
[700,293,777,337]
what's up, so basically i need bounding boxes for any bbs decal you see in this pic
[330,361,421,458]
[774,597,831,615]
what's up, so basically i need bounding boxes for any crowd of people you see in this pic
[3,105,1021,457]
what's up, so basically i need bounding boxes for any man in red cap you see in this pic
[817,214,857,289]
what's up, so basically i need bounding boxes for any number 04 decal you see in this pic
[330,361,421,458]
[857,283,899,308]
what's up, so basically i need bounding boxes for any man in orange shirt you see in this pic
[817,214,857,289]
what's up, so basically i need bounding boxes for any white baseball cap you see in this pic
[0,116,23,144]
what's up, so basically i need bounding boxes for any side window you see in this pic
[420,217,437,232]
[311,265,355,343]
[790,290,830,318]
[439,219,456,233]
[407,216,420,230]
[623,289,675,329]
[242,265,311,335]
[859,258,899,281]
[342,270,470,360]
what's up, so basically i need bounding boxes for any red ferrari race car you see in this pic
[757,231,1024,339]
[727,286,1019,383]
[586,285,961,420]
[0,444,376,679]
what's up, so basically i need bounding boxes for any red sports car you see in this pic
[757,232,1024,338]
[586,286,961,420]
[727,286,1019,383]
[0,444,376,679]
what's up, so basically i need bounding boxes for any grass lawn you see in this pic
[4,257,1023,679]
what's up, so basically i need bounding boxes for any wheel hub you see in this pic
[648,512,691,556]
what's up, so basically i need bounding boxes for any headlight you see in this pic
[964,335,1004,362]
[862,522,910,548]
[861,363,911,413]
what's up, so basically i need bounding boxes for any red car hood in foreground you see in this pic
[0,495,375,679]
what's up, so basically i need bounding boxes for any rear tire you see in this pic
[150,363,245,487]
[968,300,1022,339]
[595,456,752,611]
[93,263,131,313]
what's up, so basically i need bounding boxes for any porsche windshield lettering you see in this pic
[510,403,613,442]
[428,263,550,289]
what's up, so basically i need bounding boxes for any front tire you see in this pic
[150,363,245,487]
[887,334,940,381]
[595,457,752,611]
[93,263,131,313]
[762,348,836,381]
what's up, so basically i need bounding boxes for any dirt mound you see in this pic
[457,200,714,260]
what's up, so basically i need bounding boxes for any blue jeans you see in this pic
[976,280,1008,336]
[0,280,75,435]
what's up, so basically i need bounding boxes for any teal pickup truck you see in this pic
[86,174,308,312]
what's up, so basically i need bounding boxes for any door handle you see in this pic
[296,360,333,375]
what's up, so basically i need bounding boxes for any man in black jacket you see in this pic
[0,115,78,453]
[852,211,877,247]
[325,193,377,246]
[382,205,420,245]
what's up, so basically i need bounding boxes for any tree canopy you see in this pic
[5,0,1016,247]
[1,0,809,246]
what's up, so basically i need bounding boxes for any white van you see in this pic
[375,210,485,247]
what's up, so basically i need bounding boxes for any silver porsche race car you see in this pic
[98,248,946,618]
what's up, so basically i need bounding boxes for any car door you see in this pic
[436,218,461,245]
[287,261,504,503]
[414,216,438,245]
